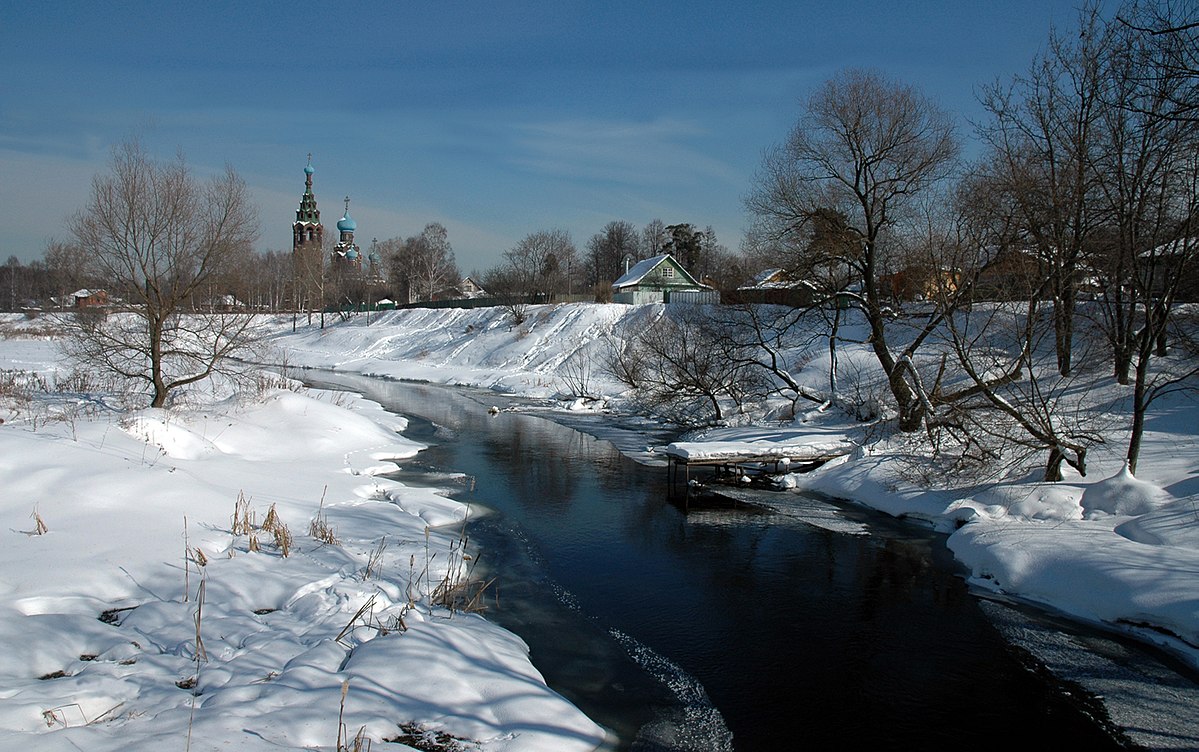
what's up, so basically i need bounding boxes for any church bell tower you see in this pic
[292,154,324,310]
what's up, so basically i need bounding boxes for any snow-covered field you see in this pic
[3,300,1199,750]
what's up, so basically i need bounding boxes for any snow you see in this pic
[6,299,1199,747]
[0,327,605,751]
[253,304,1199,673]
[1080,462,1175,518]
[661,438,858,462]
[611,254,670,288]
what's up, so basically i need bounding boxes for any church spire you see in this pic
[293,154,325,311]
[333,194,360,265]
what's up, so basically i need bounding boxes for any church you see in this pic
[291,155,383,310]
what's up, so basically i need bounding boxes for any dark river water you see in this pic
[306,374,1127,751]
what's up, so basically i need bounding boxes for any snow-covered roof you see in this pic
[612,254,670,288]
[739,268,816,291]
[750,268,785,286]
[1146,236,1196,258]
[612,254,702,289]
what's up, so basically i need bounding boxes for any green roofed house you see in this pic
[611,253,716,304]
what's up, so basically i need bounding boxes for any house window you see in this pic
[662,266,674,278]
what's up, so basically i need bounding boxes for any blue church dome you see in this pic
[304,163,315,176]
[337,212,357,233]
[346,247,360,260]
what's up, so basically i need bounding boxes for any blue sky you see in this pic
[1,1,1085,272]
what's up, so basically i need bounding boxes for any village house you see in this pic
[724,268,818,307]
[460,276,486,298]
[611,253,715,304]
[72,289,108,309]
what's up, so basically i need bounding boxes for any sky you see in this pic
[0,0,1088,273]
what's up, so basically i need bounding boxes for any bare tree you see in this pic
[1116,0,1199,124]
[745,68,961,431]
[60,140,260,408]
[248,249,294,313]
[479,266,532,325]
[410,223,460,301]
[1089,9,1196,383]
[701,302,828,415]
[977,7,1109,376]
[641,219,668,258]
[380,236,413,304]
[936,296,1107,482]
[504,229,577,299]
[1066,2,1199,474]
[43,240,94,309]
[293,231,325,324]
[606,305,764,425]
[586,220,639,294]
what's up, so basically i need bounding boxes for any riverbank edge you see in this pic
[360,373,1199,752]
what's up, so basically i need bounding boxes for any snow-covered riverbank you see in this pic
[4,300,1199,750]
[0,326,606,751]
[262,305,1199,673]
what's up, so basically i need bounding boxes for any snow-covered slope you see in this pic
[268,304,660,398]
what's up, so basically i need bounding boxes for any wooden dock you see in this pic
[659,440,855,501]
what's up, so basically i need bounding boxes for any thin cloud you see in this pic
[506,117,743,188]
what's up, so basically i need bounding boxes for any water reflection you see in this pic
[305,374,1123,751]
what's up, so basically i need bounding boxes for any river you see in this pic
[306,373,1133,751]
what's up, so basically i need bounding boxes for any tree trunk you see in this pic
[891,369,925,432]
[709,393,723,422]
[866,309,924,432]
[828,306,840,405]
[1044,447,1065,482]
[1114,346,1132,385]
[1126,357,1151,476]
[1054,293,1074,377]
[1126,403,1144,476]
[149,316,168,408]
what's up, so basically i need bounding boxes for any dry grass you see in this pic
[309,489,338,545]
[31,508,48,536]
[336,680,372,752]
[362,537,388,580]
[335,594,379,646]
[251,370,306,400]
[192,580,208,664]
[231,491,254,535]
[261,502,294,555]
[261,503,281,534]
[430,517,494,615]
[432,574,496,615]
[272,521,293,558]
[309,511,338,545]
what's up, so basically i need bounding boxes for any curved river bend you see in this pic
[307,374,1130,751]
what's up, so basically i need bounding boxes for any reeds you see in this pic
[31,507,47,535]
